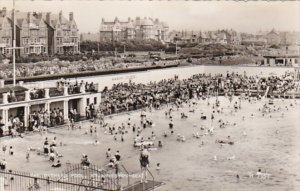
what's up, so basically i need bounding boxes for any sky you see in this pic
[0,0,299,34]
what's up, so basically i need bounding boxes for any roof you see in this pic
[141,18,154,26]
[0,85,28,94]
[263,54,300,58]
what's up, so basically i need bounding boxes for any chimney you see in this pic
[128,17,131,22]
[46,12,51,24]
[69,12,73,21]
[101,18,105,23]
[59,10,62,22]
[1,7,6,17]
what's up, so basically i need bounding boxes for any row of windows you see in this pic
[24,46,47,54]
[57,30,77,37]
[56,38,78,44]
[1,30,11,36]
[22,38,47,45]
[1,38,10,44]
[57,24,77,29]
[0,48,10,54]
[22,30,46,36]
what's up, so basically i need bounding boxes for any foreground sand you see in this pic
[1,96,300,191]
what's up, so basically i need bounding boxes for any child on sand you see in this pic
[26,149,30,162]
[2,145,7,154]
[9,146,13,156]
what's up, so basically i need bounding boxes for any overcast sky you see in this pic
[1,0,299,33]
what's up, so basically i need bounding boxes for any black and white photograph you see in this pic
[0,0,300,190]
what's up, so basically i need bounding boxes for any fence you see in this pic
[0,164,122,191]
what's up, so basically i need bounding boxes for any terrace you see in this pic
[0,80,100,106]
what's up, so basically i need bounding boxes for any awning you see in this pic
[0,85,28,94]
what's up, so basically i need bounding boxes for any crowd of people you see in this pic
[0,58,178,79]
[0,69,299,189]
[1,71,298,138]
[56,79,97,94]
[99,71,299,115]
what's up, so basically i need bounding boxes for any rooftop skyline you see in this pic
[0,1,299,33]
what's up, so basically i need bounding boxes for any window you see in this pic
[40,38,46,44]
[5,38,10,44]
[87,98,90,106]
[40,29,45,36]
[5,30,10,36]
[94,97,97,104]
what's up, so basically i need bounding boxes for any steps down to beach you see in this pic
[123,180,164,191]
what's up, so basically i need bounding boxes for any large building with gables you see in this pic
[99,17,169,43]
[0,7,79,56]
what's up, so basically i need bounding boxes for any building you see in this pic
[254,29,300,46]
[0,7,80,56]
[168,29,241,45]
[0,14,12,55]
[241,33,267,46]
[264,29,281,45]
[42,11,80,54]
[0,79,101,131]
[0,7,21,55]
[80,32,100,42]
[99,17,169,43]
[263,54,300,66]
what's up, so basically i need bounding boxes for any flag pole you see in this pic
[13,0,16,86]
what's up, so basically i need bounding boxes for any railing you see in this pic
[7,93,25,103]
[120,163,130,187]
[60,163,120,191]
[49,88,64,97]
[68,87,81,95]
[0,164,121,191]
[30,89,45,100]
[146,168,155,191]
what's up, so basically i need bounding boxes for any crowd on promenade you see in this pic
[0,58,178,79]
[0,70,299,137]
[99,71,299,115]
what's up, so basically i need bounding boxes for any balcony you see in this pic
[8,92,25,103]
[30,89,45,100]
[49,87,64,97]
[0,81,100,106]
